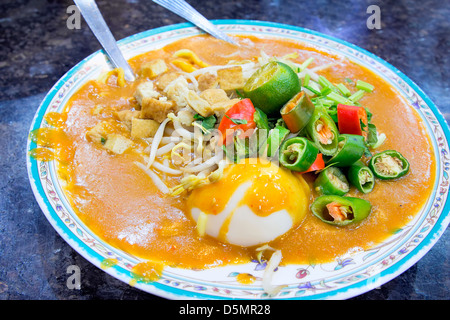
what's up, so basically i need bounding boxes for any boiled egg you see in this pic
[187,158,311,247]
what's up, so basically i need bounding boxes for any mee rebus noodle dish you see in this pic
[30,35,435,294]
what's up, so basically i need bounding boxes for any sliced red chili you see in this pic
[337,104,368,139]
[297,153,325,174]
[218,98,256,145]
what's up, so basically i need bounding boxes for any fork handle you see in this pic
[153,0,239,46]
[74,0,136,81]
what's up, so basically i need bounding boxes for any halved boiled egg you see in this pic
[187,159,311,247]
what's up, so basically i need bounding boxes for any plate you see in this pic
[26,20,450,299]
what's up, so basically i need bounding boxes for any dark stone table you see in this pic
[0,0,448,300]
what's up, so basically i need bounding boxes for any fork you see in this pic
[74,0,136,81]
[152,0,239,46]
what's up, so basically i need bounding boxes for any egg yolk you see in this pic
[187,158,311,246]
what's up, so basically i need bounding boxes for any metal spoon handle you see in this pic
[152,0,239,46]
[74,0,135,81]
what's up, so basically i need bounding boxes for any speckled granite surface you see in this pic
[0,0,448,300]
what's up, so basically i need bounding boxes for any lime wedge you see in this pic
[243,61,300,116]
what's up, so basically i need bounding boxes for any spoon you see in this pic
[152,0,240,46]
[74,0,136,81]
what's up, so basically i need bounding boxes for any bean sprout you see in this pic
[134,161,170,194]
[152,161,183,175]
[146,118,170,169]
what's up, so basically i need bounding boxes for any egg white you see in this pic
[190,181,294,247]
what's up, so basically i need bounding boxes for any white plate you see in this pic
[27,20,450,299]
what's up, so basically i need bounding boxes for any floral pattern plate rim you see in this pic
[26,20,450,300]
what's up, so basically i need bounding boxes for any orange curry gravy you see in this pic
[34,35,435,272]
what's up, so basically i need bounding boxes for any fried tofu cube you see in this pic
[164,76,190,107]
[134,81,160,110]
[140,97,177,123]
[177,107,196,126]
[90,104,105,115]
[113,110,140,130]
[86,121,109,144]
[186,90,211,117]
[217,66,245,91]
[140,59,168,79]
[155,72,180,91]
[103,134,133,154]
[208,98,240,120]
[198,72,218,91]
[200,88,230,105]
[131,118,159,139]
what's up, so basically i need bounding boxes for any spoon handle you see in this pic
[74,0,136,81]
[153,0,239,46]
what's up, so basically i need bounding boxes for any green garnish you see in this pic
[303,85,321,96]
[336,83,351,97]
[327,92,351,105]
[235,89,245,99]
[348,90,366,103]
[356,80,374,92]
[299,57,314,71]
[318,75,335,90]
[344,77,354,84]
[193,114,217,134]
[225,114,248,125]
[302,73,310,87]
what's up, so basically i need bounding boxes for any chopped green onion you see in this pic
[348,89,366,102]
[336,83,351,97]
[320,86,332,96]
[319,98,335,107]
[303,85,321,96]
[300,57,314,71]
[302,73,310,87]
[318,75,335,90]
[327,92,351,105]
[356,80,374,92]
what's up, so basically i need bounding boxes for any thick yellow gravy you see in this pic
[33,35,435,272]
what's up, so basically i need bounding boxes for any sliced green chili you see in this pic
[311,195,372,226]
[279,137,319,172]
[253,107,270,130]
[305,105,339,156]
[369,150,410,180]
[266,125,290,158]
[326,134,365,167]
[314,167,349,196]
[348,160,375,193]
[281,91,315,133]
